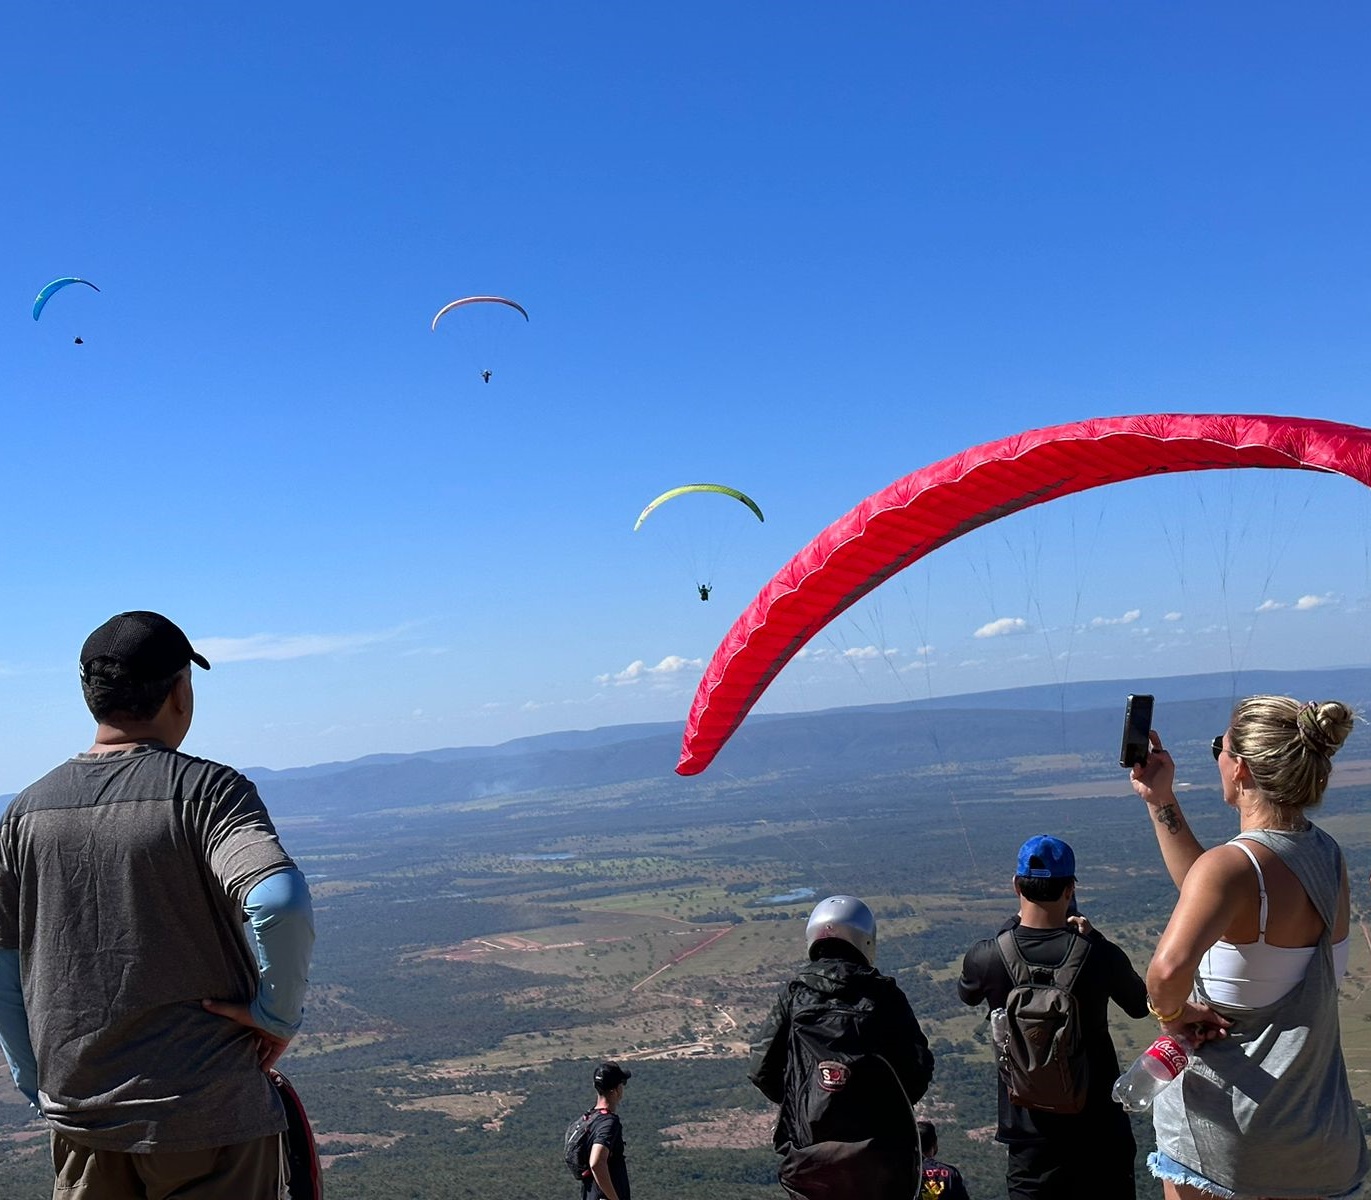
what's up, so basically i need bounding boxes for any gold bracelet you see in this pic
[1147,998,1185,1023]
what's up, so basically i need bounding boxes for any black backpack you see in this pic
[563,1109,596,1181]
[784,992,915,1147]
[995,928,1091,1113]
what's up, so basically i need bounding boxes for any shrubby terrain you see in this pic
[4,670,1371,1198]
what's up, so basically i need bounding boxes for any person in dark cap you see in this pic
[917,1119,971,1200]
[749,895,934,1200]
[0,611,314,1199]
[585,1061,632,1200]
[957,835,1147,1200]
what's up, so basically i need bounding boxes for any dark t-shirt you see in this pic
[920,1155,971,1200]
[582,1110,629,1200]
[957,920,1148,1142]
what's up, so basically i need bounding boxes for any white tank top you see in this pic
[1197,836,1349,1008]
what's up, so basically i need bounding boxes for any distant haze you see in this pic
[243,666,1371,820]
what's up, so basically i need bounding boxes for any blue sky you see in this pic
[2,4,1370,790]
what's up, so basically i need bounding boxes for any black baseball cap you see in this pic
[593,1062,631,1090]
[80,611,211,683]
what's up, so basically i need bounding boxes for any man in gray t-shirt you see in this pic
[0,611,315,1199]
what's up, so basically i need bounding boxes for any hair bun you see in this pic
[1296,701,1354,757]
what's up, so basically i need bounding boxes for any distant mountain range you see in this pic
[245,666,1371,820]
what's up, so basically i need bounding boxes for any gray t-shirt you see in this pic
[0,743,296,1151]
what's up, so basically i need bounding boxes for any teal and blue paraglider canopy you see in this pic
[33,278,100,321]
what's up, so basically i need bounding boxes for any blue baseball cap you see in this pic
[1016,835,1076,879]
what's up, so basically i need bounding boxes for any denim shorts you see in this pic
[1147,1153,1239,1199]
[1149,1151,1364,1200]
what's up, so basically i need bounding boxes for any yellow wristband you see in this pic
[1147,998,1185,1023]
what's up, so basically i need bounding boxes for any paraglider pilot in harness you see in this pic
[698,584,712,602]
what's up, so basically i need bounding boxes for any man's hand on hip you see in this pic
[201,999,291,1072]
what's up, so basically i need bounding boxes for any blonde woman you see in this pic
[1130,696,1367,1200]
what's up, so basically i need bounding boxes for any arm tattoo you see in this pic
[1155,804,1182,834]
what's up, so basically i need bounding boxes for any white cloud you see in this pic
[595,655,704,686]
[195,628,401,663]
[1254,594,1337,613]
[520,697,595,712]
[843,645,895,660]
[655,654,700,672]
[1163,612,1182,622]
[1089,609,1141,628]
[973,617,1028,639]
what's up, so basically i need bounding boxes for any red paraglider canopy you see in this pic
[676,413,1371,775]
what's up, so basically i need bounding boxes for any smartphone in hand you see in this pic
[1119,693,1154,768]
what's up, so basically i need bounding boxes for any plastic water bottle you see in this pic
[989,1007,1010,1065]
[1112,1035,1190,1112]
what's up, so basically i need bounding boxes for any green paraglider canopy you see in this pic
[633,484,765,532]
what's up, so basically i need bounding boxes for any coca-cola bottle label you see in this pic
[1144,1036,1189,1079]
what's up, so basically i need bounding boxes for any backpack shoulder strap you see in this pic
[995,928,1031,985]
[995,927,1092,990]
[1053,933,1092,992]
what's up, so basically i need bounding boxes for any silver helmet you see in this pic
[805,895,876,965]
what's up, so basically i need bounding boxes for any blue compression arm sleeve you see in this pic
[0,949,38,1106]
[244,868,315,1040]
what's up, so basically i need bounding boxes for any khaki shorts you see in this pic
[52,1130,282,1200]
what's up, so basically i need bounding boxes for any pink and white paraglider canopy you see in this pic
[676,413,1371,776]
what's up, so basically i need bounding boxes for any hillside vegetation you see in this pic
[4,672,1371,1197]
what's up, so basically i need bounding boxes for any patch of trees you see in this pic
[690,910,745,924]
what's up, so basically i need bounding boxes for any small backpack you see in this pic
[269,1069,322,1200]
[994,928,1091,1113]
[563,1110,596,1181]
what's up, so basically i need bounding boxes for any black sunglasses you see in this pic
[1211,735,1224,760]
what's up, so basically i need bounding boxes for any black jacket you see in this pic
[749,954,934,1151]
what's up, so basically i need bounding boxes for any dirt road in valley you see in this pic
[631,926,734,991]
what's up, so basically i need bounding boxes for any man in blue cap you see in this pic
[958,835,1148,1200]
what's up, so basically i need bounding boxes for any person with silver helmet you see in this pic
[749,895,933,1200]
